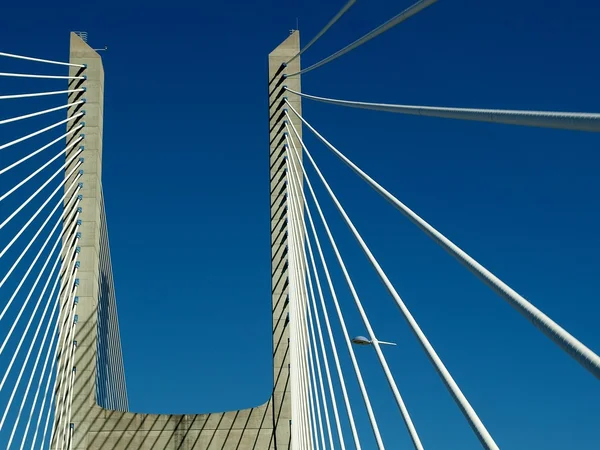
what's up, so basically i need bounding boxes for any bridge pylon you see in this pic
[51,31,305,450]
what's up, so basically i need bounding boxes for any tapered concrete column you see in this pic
[268,30,307,449]
[54,33,104,449]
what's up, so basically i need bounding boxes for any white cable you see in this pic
[285,138,366,449]
[0,228,63,357]
[97,204,113,405]
[0,191,79,334]
[1,124,83,177]
[0,212,79,390]
[287,168,326,450]
[305,316,325,450]
[0,137,83,201]
[288,183,318,450]
[62,253,83,450]
[0,72,85,80]
[19,296,60,450]
[296,188,316,450]
[0,149,82,229]
[51,260,80,450]
[53,260,79,395]
[0,176,80,289]
[0,247,63,430]
[0,160,82,249]
[0,220,78,412]
[0,181,81,319]
[0,114,83,152]
[287,141,328,450]
[6,283,60,448]
[288,155,318,449]
[285,108,499,449]
[67,425,74,450]
[285,88,600,133]
[301,191,347,450]
[289,198,300,449]
[288,137,320,450]
[98,196,129,410]
[286,120,424,449]
[30,338,58,450]
[19,316,60,450]
[39,362,58,450]
[289,194,309,450]
[286,0,357,65]
[42,251,78,450]
[64,353,77,450]
[287,137,385,449]
[66,386,75,450]
[52,316,77,449]
[58,200,81,270]
[36,208,80,448]
[52,220,84,450]
[294,202,312,450]
[305,256,336,450]
[306,334,322,450]
[0,88,85,100]
[59,323,78,450]
[40,393,55,450]
[285,100,600,381]
[286,0,437,76]
[95,254,112,407]
[2,221,79,448]
[0,51,86,68]
[0,101,84,126]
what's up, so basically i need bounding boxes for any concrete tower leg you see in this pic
[268,31,307,449]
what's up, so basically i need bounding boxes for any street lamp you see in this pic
[351,335,397,346]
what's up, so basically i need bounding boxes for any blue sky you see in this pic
[1,0,599,448]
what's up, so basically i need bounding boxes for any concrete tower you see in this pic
[56,31,304,449]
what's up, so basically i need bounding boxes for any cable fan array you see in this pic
[271,0,600,448]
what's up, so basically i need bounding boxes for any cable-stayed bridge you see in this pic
[0,1,599,449]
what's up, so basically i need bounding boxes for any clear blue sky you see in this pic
[1,0,599,448]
